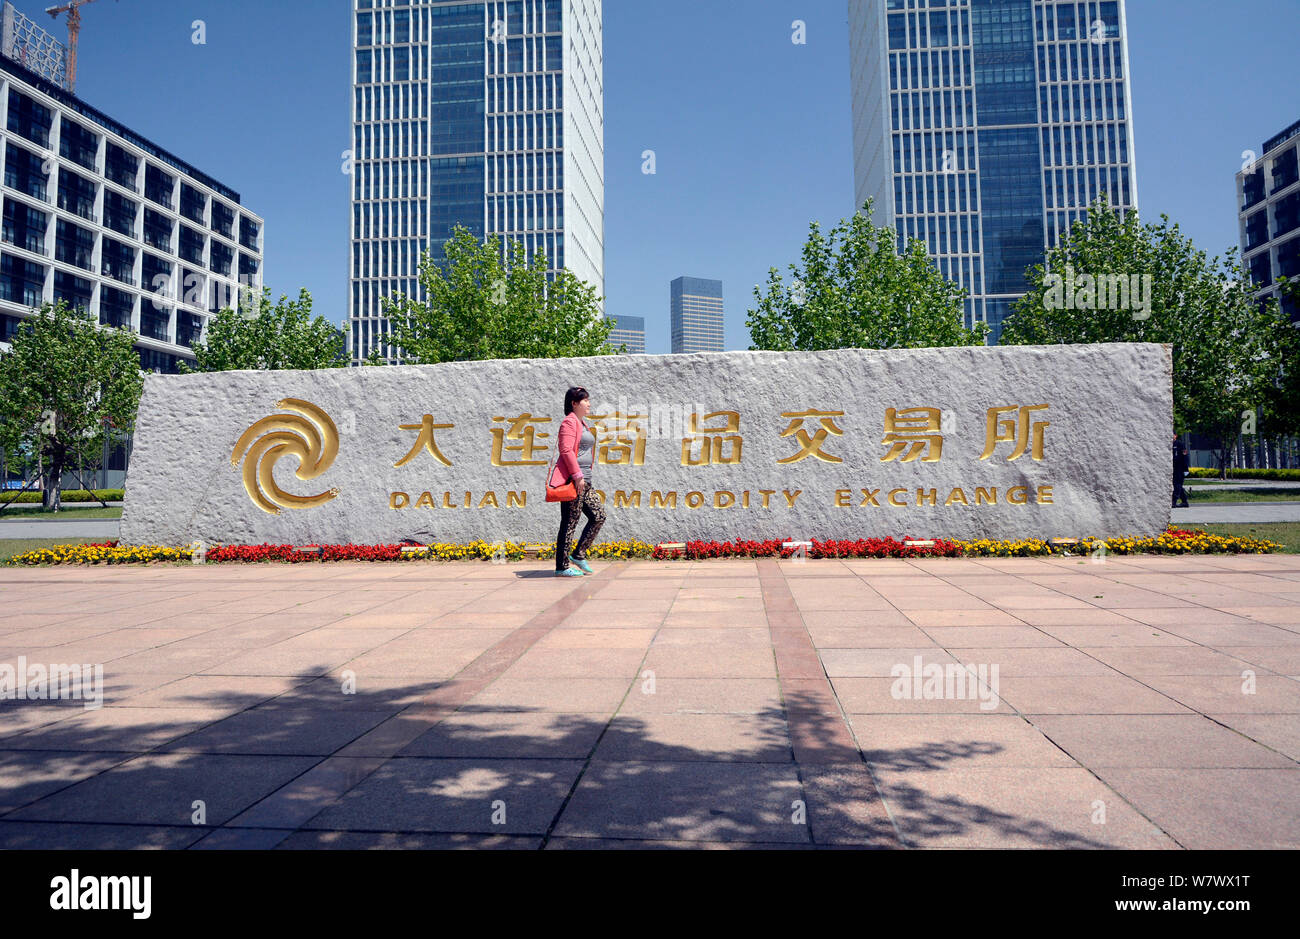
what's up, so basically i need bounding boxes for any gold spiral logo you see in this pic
[232,399,341,515]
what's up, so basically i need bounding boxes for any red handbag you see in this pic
[545,449,578,503]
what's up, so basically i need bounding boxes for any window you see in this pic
[239,216,260,250]
[55,219,95,271]
[59,119,99,170]
[0,253,47,308]
[2,198,48,254]
[211,201,234,239]
[180,183,206,223]
[105,143,139,190]
[101,237,136,286]
[104,190,139,237]
[209,241,233,276]
[7,90,52,147]
[180,225,205,264]
[4,143,51,202]
[176,310,204,347]
[53,270,94,313]
[145,165,174,208]
[142,253,173,296]
[143,208,172,251]
[57,168,98,222]
[99,285,135,329]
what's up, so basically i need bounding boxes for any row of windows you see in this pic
[487,112,562,154]
[1041,122,1130,169]
[0,248,253,330]
[1038,81,1127,123]
[1044,165,1133,211]
[0,195,254,288]
[890,50,974,92]
[356,1,562,46]
[888,7,971,49]
[892,90,976,132]
[488,151,563,195]
[1036,1,1121,43]
[1037,35,1124,83]
[6,90,251,240]
[488,192,564,235]
[895,172,980,216]
[893,131,978,173]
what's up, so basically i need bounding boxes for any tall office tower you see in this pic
[850,0,1138,342]
[0,6,264,377]
[1238,119,1300,324]
[604,313,645,353]
[348,0,604,364]
[670,276,723,353]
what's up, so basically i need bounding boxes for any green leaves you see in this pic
[381,227,615,364]
[184,288,344,372]
[0,301,144,509]
[1000,197,1296,473]
[746,200,987,352]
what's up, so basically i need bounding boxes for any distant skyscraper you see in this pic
[605,314,645,353]
[850,0,1139,342]
[670,276,723,353]
[348,0,605,364]
[1238,119,1300,324]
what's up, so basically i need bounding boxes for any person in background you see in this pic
[1172,436,1190,508]
[552,386,607,576]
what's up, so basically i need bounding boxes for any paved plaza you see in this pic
[1,554,1298,849]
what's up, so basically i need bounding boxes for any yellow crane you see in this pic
[45,0,118,93]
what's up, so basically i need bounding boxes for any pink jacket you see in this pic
[549,412,587,488]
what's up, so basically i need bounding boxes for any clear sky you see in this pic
[43,0,1300,353]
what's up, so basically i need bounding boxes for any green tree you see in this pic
[747,199,987,351]
[0,302,144,511]
[1000,197,1293,477]
[382,226,615,364]
[184,288,344,372]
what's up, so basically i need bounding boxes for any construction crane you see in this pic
[45,0,117,94]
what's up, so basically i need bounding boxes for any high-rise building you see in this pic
[604,313,644,353]
[850,0,1138,343]
[1238,119,1300,324]
[348,0,604,364]
[0,9,264,375]
[670,276,723,353]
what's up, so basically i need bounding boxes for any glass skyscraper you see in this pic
[670,276,724,353]
[850,0,1138,342]
[348,0,604,364]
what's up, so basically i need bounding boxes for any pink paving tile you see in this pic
[1030,714,1294,768]
[851,713,1081,769]
[920,626,1064,648]
[995,675,1193,715]
[1205,713,1300,762]
[1034,623,1194,647]
[902,609,1027,627]
[1091,768,1300,849]
[1079,646,1259,676]
[1135,674,1300,714]
[615,678,783,715]
[831,677,1011,714]
[871,766,1176,848]
[950,648,1120,677]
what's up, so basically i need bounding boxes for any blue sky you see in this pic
[42,0,1300,353]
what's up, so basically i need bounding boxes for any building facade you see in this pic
[850,0,1138,342]
[670,276,723,353]
[1238,119,1300,324]
[604,313,644,353]
[0,54,263,374]
[348,0,604,364]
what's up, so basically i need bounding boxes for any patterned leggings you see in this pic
[556,485,606,570]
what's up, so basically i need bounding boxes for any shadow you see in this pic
[0,655,1123,850]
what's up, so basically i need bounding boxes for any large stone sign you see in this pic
[119,343,1172,547]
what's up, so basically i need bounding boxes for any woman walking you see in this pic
[552,386,606,577]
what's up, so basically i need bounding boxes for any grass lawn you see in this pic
[0,538,99,562]
[1187,488,1300,504]
[0,506,123,519]
[1194,523,1300,554]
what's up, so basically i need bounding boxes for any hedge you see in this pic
[1,489,124,505]
[1188,468,1300,481]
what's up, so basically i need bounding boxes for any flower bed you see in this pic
[3,528,1281,567]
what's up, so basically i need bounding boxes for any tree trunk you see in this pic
[43,452,63,512]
